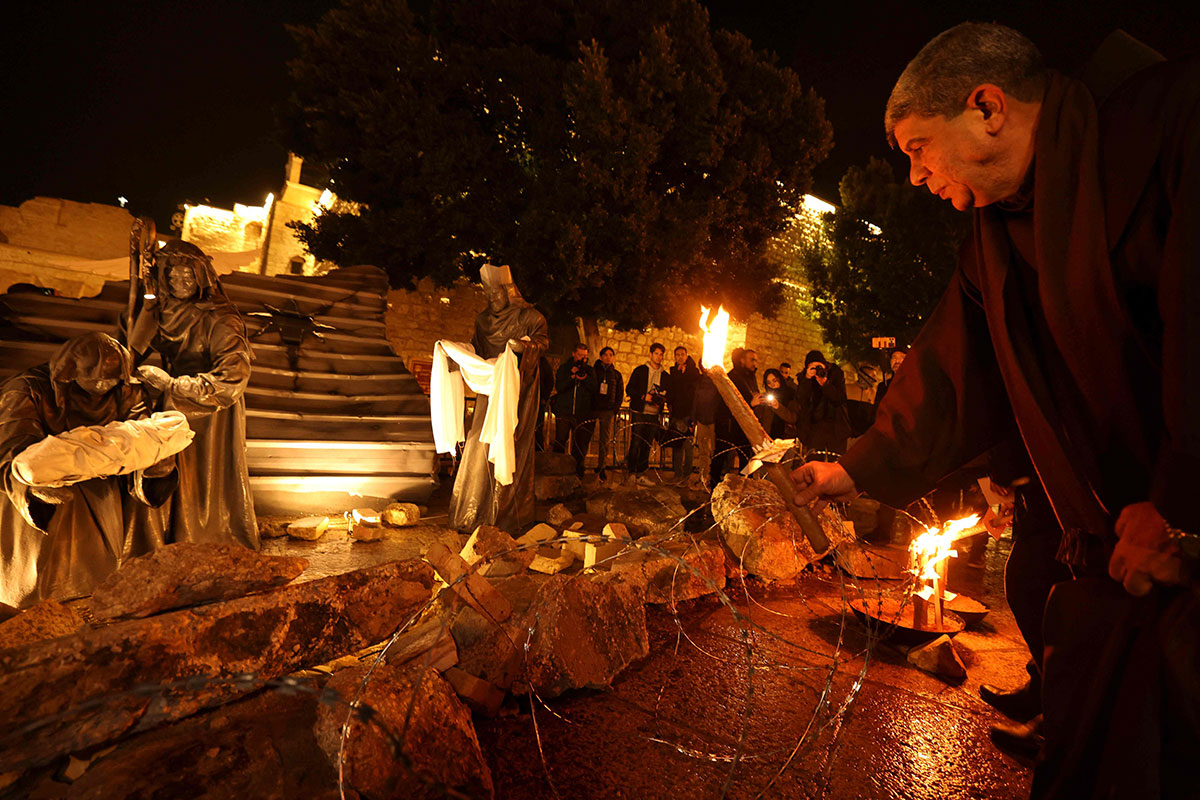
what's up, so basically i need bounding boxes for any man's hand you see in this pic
[136,365,172,391]
[750,392,765,407]
[507,338,526,353]
[791,461,859,506]
[1108,502,1186,596]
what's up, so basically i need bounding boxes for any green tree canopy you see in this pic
[284,0,832,329]
[789,157,970,365]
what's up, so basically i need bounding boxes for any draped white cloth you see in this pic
[431,340,520,485]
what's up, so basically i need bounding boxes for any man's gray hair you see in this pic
[885,22,1046,144]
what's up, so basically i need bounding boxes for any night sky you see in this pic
[2,0,1196,230]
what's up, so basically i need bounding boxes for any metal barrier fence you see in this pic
[541,408,674,471]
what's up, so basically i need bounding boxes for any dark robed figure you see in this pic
[793,24,1200,799]
[449,264,548,532]
[0,333,176,607]
[130,241,258,552]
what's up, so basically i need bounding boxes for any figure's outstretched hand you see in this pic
[792,461,858,506]
[507,338,527,353]
[1108,502,1186,596]
[136,365,172,391]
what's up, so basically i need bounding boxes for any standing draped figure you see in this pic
[129,240,259,552]
[449,264,548,532]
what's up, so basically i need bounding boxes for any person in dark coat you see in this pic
[873,349,907,410]
[721,348,759,471]
[756,368,797,440]
[665,346,699,482]
[551,343,597,478]
[792,350,851,460]
[591,347,623,481]
[625,342,668,483]
[692,368,721,490]
[793,23,1200,799]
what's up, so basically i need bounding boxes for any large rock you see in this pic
[7,690,341,799]
[450,573,648,700]
[544,503,573,525]
[535,451,577,476]
[0,600,87,651]
[90,543,309,620]
[534,473,581,500]
[0,559,436,773]
[711,474,854,581]
[607,537,727,605]
[382,502,422,527]
[461,525,535,577]
[585,486,686,538]
[315,665,493,800]
[835,542,907,580]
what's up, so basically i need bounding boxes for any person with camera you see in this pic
[754,368,797,440]
[551,342,597,478]
[794,350,851,461]
[591,346,623,482]
[625,342,668,485]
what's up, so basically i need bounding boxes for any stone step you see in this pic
[244,408,434,442]
[249,474,437,514]
[245,439,434,476]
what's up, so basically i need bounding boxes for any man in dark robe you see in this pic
[130,240,258,552]
[449,264,548,532]
[792,24,1200,799]
[0,333,176,607]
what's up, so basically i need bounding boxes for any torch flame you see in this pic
[698,305,730,370]
[909,514,982,581]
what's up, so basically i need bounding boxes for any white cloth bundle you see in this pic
[12,410,195,488]
[431,340,520,485]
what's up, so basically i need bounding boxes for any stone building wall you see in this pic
[0,197,132,259]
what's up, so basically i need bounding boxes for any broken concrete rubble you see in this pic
[0,559,436,774]
[90,543,309,620]
[544,502,573,525]
[0,600,88,651]
[461,525,536,577]
[585,486,686,537]
[534,473,582,500]
[606,537,727,605]
[384,617,459,676]
[287,515,330,541]
[424,541,513,623]
[534,451,576,476]
[315,665,494,800]
[711,474,855,581]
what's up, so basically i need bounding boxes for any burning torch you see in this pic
[699,306,831,553]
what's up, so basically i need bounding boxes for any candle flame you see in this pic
[698,305,730,370]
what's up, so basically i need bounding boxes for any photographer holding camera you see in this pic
[625,342,669,485]
[795,350,851,461]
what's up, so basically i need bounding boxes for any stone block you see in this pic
[287,515,329,540]
[383,502,422,527]
[316,666,494,799]
[534,473,581,501]
[443,666,507,715]
[906,634,967,683]
[384,617,459,675]
[460,525,535,577]
[544,503,573,525]
[90,543,309,620]
[607,538,727,605]
[425,541,513,624]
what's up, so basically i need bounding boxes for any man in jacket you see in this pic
[591,346,623,482]
[792,23,1200,798]
[625,342,667,485]
[551,343,597,478]
[665,346,699,483]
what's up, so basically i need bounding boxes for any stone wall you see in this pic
[0,197,132,259]
[384,281,832,393]
[180,203,266,265]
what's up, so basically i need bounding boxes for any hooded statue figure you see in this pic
[128,240,259,553]
[0,332,177,607]
[448,264,549,532]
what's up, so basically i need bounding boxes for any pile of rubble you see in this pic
[0,473,861,798]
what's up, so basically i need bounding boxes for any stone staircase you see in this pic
[0,265,436,514]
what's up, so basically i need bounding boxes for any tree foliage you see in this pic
[790,157,970,364]
[283,0,832,329]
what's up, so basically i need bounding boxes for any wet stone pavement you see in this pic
[265,510,1032,800]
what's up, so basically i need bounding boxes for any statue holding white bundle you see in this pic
[0,333,193,607]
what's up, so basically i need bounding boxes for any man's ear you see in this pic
[968,84,1008,133]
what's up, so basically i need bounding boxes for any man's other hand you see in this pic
[1108,502,1186,596]
[31,485,73,505]
[792,461,858,506]
[136,365,172,391]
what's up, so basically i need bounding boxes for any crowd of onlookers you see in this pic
[539,341,907,491]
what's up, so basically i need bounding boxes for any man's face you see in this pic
[780,365,790,379]
[600,350,614,366]
[166,262,199,300]
[890,351,907,372]
[573,346,589,363]
[674,348,687,367]
[75,376,119,396]
[743,352,757,373]
[649,348,664,367]
[894,112,1012,211]
[486,285,509,313]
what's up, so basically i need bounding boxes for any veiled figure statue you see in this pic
[0,333,178,607]
[449,264,548,532]
[129,240,259,552]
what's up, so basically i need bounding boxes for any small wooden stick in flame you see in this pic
[909,514,981,629]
